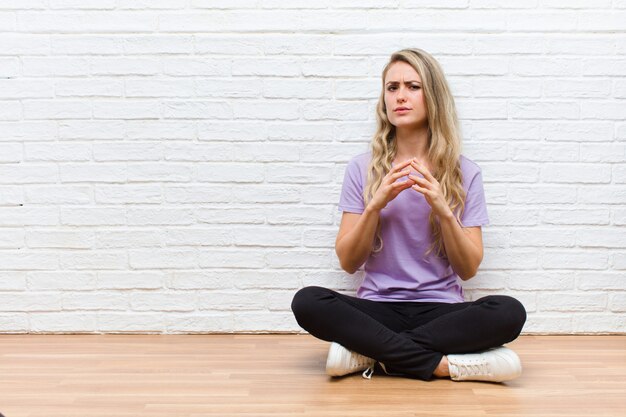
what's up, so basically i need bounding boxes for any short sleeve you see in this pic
[338,157,366,214]
[461,169,490,227]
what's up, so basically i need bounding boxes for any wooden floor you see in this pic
[0,335,624,417]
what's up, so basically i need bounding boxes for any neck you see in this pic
[394,124,430,162]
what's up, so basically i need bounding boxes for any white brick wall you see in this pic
[0,1,624,334]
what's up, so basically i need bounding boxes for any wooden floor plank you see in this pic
[0,335,624,417]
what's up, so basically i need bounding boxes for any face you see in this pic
[383,61,428,130]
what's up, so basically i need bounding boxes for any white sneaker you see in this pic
[325,342,376,377]
[447,346,522,382]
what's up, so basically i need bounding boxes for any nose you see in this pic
[396,86,406,103]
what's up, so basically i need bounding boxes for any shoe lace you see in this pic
[362,365,375,379]
[455,359,490,378]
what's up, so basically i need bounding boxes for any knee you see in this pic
[480,295,527,339]
[291,286,329,328]
[500,296,527,339]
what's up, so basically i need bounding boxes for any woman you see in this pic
[291,48,527,382]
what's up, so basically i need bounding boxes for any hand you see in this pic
[408,158,453,219]
[367,158,415,211]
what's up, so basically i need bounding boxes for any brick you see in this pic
[195,207,265,224]
[126,121,194,140]
[166,271,234,290]
[56,79,123,97]
[60,164,127,183]
[510,228,577,248]
[162,101,231,119]
[578,186,626,204]
[0,272,26,290]
[93,142,162,161]
[541,250,608,270]
[577,272,626,290]
[125,79,195,98]
[60,208,126,226]
[542,209,610,225]
[266,164,333,184]
[0,207,58,226]
[18,12,157,33]
[540,163,611,184]
[25,142,91,161]
[232,226,301,247]
[268,122,334,141]
[265,250,332,268]
[524,314,573,333]
[95,185,162,204]
[131,292,195,312]
[95,231,162,249]
[93,100,160,120]
[197,249,265,269]
[580,143,626,162]
[59,251,127,270]
[577,228,626,249]
[481,249,539,270]
[0,34,49,54]
[509,143,579,162]
[129,249,196,269]
[59,121,124,140]
[0,228,24,249]
[196,163,264,183]
[162,57,230,76]
[63,292,128,311]
[165,227,232,246]
[51,35,122,55]
[573,313,626,333]
[538,292,608,312]
[123,35,193,54]
[609,294,626,312]
[0,80,54,98]
[165,313,234,333]
[98,271,164,290]
[0,251,58,270]
[127,163,192,182]
[0,57,18,77]
[127,208,194,226]
[0,164,58,184]
[23,100,91,120]
[22,57,89,76]
[26,230,93,249]
[98,313,165,333]
[196,78,262,98]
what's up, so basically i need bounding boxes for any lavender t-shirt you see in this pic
[338,152,489,303]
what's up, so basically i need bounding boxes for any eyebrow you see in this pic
[385,80,422,85]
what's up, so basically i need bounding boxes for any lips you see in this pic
[394,107,411,112]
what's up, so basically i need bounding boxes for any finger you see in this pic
[391,179,413,189]
[408,174,431,189]
[389,169,411,182]
[390,159,413,174]
[411,160,436,182]
[411,184,429,195]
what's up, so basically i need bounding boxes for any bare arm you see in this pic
[335,158,415,274]
[439,215,484,280]
[407,158,485,281]
[335,209,380,274]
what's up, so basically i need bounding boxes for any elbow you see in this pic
[339,259,358,275]
[459,269,478,281]
[336,244,358,274]
[458,260,482,281]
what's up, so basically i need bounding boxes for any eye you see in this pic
[411,85,421,90]
[386,86,397,91]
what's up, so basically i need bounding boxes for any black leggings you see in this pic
[291,286,527,381]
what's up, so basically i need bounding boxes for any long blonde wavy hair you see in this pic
[364,48,466,258]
